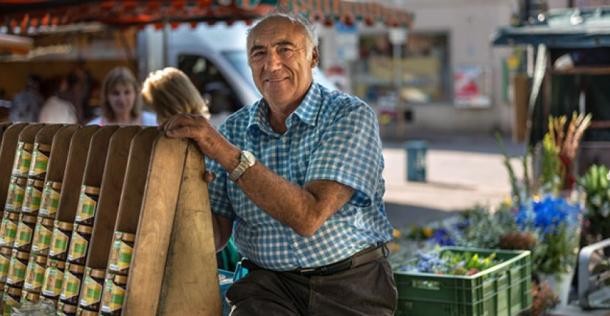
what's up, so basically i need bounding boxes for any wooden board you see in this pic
[86,126,141,268]
[55,125,99,223]
[158,143,220,316]
[17,123,45,144]
[33,124,64,147]
[82,126,119,188]
[45,125,80,184]
[113,127,158,235]
[0,123,27,210]
[123,135,188,315]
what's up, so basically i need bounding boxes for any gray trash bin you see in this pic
[405,140,427,182]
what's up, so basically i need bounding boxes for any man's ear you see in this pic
[311,47,319,68]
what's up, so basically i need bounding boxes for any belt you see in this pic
[242,243,389,277]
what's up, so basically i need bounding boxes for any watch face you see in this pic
[243,151,255,166]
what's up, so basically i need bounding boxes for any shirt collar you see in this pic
[291,83,321,127]
[246,83,322,136]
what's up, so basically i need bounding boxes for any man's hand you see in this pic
[203,170,215,183]
[162,113,215,157]
[162,113,241,172]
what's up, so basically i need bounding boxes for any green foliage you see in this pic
[540,133,563,195]
[579,164,610,242]
[522,148,532,198]
[461,205,518,249]
[532,224,579,274]
[410,248,501,276]
[496,133,520,204]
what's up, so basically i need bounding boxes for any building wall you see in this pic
[319,0,518,135]
[400,0,513,133]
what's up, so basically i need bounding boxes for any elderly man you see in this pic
[164,13,396,315]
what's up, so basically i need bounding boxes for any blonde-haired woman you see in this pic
[142,67,210,124]
[88,67,156,126]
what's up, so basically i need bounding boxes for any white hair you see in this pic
[247,13,319,54]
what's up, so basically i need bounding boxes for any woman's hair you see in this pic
[141,67,210,123]
[100,67,141,122]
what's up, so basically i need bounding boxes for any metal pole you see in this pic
[393,42,402,93]
[162,19,169,67]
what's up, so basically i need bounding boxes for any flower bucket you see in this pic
[538,270,574,306]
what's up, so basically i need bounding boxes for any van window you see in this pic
[178,54,241,114]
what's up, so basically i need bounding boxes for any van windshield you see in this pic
[222,50,337,92]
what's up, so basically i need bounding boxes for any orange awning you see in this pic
[0,0,413,34]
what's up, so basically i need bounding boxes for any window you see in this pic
[352,32,450,105]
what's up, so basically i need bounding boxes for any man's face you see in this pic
[247,18,317,112]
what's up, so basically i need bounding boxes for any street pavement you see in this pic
[382,133,526,230]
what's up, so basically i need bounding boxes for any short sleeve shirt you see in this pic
[206,83,393,271]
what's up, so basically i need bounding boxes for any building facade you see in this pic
[318,0,521,137]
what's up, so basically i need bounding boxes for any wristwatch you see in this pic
[229,150,256,182]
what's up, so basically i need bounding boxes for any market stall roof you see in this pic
[492,7,610,48]
[0,0,414,34]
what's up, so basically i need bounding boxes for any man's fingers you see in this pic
[203,170,215,183]
[165,125,197,139]
[162,114,187,132]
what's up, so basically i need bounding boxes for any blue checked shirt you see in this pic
[206,83,393,271]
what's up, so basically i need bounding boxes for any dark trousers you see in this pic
[226,257,397,316]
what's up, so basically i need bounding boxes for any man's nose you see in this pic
[264,50,282,70]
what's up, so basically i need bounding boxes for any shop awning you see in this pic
[0,0,413,34]
[0,33,32,54]
[492,7,610,48]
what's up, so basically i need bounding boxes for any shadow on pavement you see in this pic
[385,202,458,228]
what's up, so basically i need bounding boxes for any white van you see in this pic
[137,22,335,125]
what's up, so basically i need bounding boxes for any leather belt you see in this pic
[242,243,389,277]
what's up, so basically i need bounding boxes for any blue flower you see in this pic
[516,194,581,237]
[432,228,455,246]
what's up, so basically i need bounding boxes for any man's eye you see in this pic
[278,47,294,56]
[251,51,266,59]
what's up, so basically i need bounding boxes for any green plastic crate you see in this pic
[395,247,532,316]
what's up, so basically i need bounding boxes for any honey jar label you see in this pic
[6,181,25,211]
[16,145,33,176]
[0,252,10,282]
[75,190,97,223]
[7,256,27,284]
[24,260,45,291]
[42,266,64,297]
[32,223,52,254]
[12,142,24,174]
[3,293,19,311]
[60,270,81,301]
[101,278,126,313]
[40,183,60,217]
[49,228,70,258]
[0,218,18,247]
[22,185,42,213]
[20,291,39,304]
[80,275,102,307]
[109,240,133,272]
[67,231,88,262]
[29,145,49,177]
[13,142,32,176]
[14,221,33,248]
